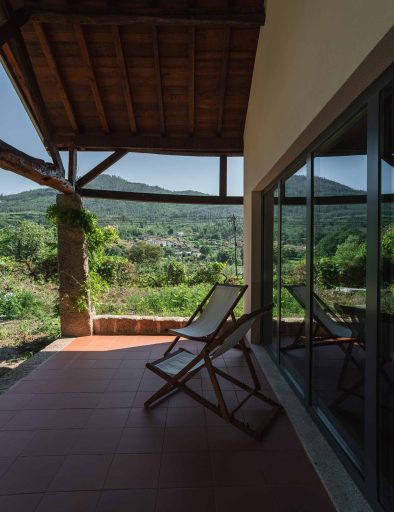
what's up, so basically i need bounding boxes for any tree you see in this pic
[0,221,55,262]
[126,241,163,265]
[166,259,186,285]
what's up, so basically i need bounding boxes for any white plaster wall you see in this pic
[243,0,394,312]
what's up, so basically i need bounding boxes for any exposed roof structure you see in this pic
[1,0,263,157]
[0,0,264,202]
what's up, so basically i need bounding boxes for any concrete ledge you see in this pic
[93,315,188,335]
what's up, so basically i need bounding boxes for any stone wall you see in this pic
[94,315,188,335]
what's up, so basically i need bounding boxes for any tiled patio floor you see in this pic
[0,336,335,512]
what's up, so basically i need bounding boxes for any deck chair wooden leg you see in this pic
[336,341,355,390]
[239,338,261,390]
[204,355,230,421]
[164,336,180,356]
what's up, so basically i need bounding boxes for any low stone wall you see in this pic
[93,315,188,335]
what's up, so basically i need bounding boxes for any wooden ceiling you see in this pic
[1,0,264,157]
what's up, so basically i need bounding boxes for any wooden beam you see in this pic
[217,28,231,135]
[74,24,109,132]
[0,0,64,173]
[77,150,128,188]
[79,187,243,205]
[0,9,28,47]
[219,156,227,197]
[0,138,73,193]
[112,25,137,133]
[188,26,195,136]
[25,5,266,26]
[56,134,243,155]
[68,145,77,184]
[33,22,78,132]
[152,26,165,135]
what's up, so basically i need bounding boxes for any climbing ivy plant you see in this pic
[47,204,120,311]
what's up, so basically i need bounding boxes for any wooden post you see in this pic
[57,193,93,337]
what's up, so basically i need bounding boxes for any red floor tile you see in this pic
[156,487,215,512]
[214,485,281,512]
[0,455,65,494]
[70,428,123,454]
[49,454,113,491]
[0,493,43,512]
[96,489,157,512]
[117,427,165,453]
[104,453,161,489]
[85,408,129,428]
[21,429,80,456]
[163,426,208,452]
[126,407,167,427]
[159,452,212,488]
[36,490,101,512]
[0,430,36,456]
[166,406,205,427]
[96,391,136,408]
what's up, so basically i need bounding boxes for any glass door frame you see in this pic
[260,64,394,511]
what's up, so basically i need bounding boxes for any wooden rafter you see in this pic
[25,5,266,27]
[0,9,28,47]
[0,0,64,173]
[188,26,195,136]
[56,134,243,155]
[74,24,109,133]
[217,28,231,135]
[112,25,137,133]
[152,26,165,135]
[33,22,78,132]
[79,188,243,205]
[76,150,128,188]
[219,156,227,197]
[68,145,77,184]
[0,138,73,193]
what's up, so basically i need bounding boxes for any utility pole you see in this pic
[229,214,238,277]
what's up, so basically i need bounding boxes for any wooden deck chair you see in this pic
[145,305,283,440]
[164,282,247,356]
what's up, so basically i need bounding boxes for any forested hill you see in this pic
[0,175,242,227]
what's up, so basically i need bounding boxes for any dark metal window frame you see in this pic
[260,63,394,511]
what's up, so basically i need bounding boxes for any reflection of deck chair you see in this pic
[282,284,356,348]
[145,306,283,440]
[164,283,247,356]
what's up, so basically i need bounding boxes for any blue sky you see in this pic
[0,64,243,196]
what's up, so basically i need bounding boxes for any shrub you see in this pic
[0,289,42,319]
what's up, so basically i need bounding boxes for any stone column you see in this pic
[57,193,93,337]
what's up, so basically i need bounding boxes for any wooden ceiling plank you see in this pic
[74,24,109,132]
[33,21,78,132]
[56,133,243,155]
[25,5,266,27]
[188,26,195,136]
[217,27,231,135]
[76,150,128,188]
[112,25,137,133]
[0,138,73,193]
[79,187,243,205]
[0,0,64,172]
[0,9,28,47]
[152,26,165,135]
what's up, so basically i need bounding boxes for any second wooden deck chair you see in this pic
[164,282,247,356]
[145,305,283,440]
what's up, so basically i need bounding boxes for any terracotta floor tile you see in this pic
[211,451,266,486]
[163,427,208,452]
[270,484,336,512]
[260,450,322,486]
[0,393,34,410]
[0,455,65,494]
[159,452,212,488]
[104,453,161,489]
[26,393,101,410]
[0,457,15,478]
[117,427,165,453]
[97,489,157,512]
[119,359,147,369]
[97,391,136,408]
[21,429,80,456]
[0,493,43,511]
[139,376,166,392]
[133,391,168,408]
[49,454,113,491]
[166,406,205,427]
[41,409,93,429]
[1,409,55,430]
[0,410,16,428]
[36,490,101,512]
[106,378,142,392]
[165,392,201,407]
[90,359,122,369]
[207,425,265,452]
[0,430,36,456]
[214,485,281,512]
[126,407,168,427]
[70,428,123,454]
[156,487,215,512]
[113,368,144,380]
[86,408,129,428]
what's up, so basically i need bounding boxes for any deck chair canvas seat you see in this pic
[145,306,283,440]
[164,283,247,356]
